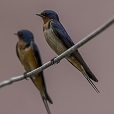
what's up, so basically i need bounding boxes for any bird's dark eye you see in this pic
[44,12,48,16]
[18,32,23,38]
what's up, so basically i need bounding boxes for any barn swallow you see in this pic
[15,30,53,114]
[36,10,100,93]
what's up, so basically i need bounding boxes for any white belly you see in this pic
[44,28,67,55]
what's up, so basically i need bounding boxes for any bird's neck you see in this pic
[43,19,52,31]
[18,40,31,50]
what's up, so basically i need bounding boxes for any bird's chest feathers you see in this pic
[43,28,66,55]
[17,44,37,71]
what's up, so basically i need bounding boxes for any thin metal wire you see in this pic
[0,16,114,88]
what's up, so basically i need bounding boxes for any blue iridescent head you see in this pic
[16,30,34,43]
[36,10,59,21]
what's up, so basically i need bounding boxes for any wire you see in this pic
[0,16,114,88]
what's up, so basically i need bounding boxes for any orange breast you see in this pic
[17,42,44,94]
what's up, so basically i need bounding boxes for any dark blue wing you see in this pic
[31,42,43,69]
[31,42,53,104]
[51,21,98,82]
[50,20,74,48]
[31,41,45,85]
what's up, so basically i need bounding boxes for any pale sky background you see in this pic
[0,0,114,114]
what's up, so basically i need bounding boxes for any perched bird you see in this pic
[36,10,100,93]
[15,30,53,114]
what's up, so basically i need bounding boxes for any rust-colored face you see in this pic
[36,11,52,24]
[36,10,59,23]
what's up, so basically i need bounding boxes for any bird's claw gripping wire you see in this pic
[51,57,60,65]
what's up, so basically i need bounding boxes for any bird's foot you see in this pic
[23,72,29,80]
[51,57,60,65]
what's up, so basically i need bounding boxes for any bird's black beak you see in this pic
[36,14,44,17]
[14,33,17,35]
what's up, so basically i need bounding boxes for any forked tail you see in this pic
[85,76,100,93]
[42,97,51,114]
[81,66,100,93]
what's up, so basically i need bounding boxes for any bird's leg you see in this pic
[23,72,29,80]
[50,57,60,65]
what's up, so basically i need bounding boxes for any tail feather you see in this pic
[72,50,99,82]
[30,77,53,113]
[86,76,100,93]
[67,58,100,93]
[41,91,53,114]
[85,68,98,82]
[80,66,100,93]
[46,93,53,104]
[42,97,51,114]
